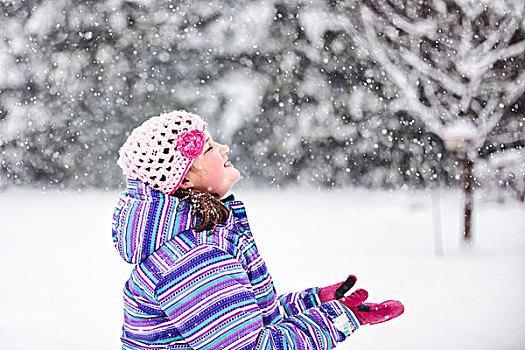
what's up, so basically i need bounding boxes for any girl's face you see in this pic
[181,132,240,198]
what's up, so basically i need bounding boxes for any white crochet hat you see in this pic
[118,110,207,195]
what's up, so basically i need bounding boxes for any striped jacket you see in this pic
[112,179,360,349]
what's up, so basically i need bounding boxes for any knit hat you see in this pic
[118,110,207,195]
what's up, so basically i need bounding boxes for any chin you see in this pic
[231,168,241,182]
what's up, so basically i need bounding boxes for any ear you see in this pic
[178,178,194,190]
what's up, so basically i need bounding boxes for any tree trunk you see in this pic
[461,153,474,242]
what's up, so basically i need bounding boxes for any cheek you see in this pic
[192,159,205,171]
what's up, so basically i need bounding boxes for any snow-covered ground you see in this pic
[1,187,524,349]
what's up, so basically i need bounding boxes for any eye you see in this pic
[205,144,213,153]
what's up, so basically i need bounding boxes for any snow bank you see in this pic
[0,188,523,349]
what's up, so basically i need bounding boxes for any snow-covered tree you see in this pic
[0,0,272,189]
[341,0,525,242]
[4,0,516,197]
[1,0,457,191]
[235,0,458,189]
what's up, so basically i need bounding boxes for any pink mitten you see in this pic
[339,288,369,307]
[320,275,404,325]
[340,293,404,325]
[319,275,357,303]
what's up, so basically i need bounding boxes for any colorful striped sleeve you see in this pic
[279,288,322,317]
[154,245,359,350]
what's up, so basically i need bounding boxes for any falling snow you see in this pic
[0,1,523,201]
[1,1,524,349]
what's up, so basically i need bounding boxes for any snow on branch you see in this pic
[474,70,525,149]
[356,6,443,136]
[369,0,438,39]
[399,48,465,96]
[472,14,522,59]
[344,0,525,158]
[471,40,525,82]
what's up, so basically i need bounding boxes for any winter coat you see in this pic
[112,178,360,350]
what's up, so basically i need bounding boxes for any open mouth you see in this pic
[224,159,232,167]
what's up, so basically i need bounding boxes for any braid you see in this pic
[173,188,230,233]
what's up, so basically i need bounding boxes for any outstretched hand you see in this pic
[319,275,404,325]
[340,289,404,325]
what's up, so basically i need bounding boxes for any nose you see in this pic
[218,142,230,155]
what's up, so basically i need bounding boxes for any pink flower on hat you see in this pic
[177,129,206,159]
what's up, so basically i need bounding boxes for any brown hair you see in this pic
[172,188,230,233]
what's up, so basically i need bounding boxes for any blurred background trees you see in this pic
[1,0,523,205]
[341,0,525,240]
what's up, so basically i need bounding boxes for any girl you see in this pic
[112,110,403,350]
